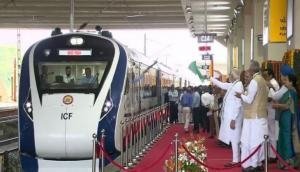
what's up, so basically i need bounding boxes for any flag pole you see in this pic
[210,57,214,78]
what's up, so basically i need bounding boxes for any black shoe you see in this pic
[217,141,224,145]
[224,162,240,167]
[262,158,277,164]
[242,166,256,172]
[269,158,277,163]
[219,143,231,149]
[254,165,264,172]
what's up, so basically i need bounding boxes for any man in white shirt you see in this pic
[63,66,75,84]
[262,68,280,162]
[192,87,201,133]
[236,60,269,171]
[211,68,243,167]
[168,84,179,123]
[177,88,184,123]
[80,67,98,86]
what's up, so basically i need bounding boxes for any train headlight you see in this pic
[25,101,33,115]
[70,37,84,45]
[105,101,112,108]
[23,90,33,120]
[25,102,32,108]
[44,49,51,56]
[27,108,32,113]
[101,99,113,118]
[103,100,113,112]
[103,107,109,112]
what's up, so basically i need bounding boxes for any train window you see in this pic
[38,62,107,91]
[124,76,129,95]
[140,64,157,98]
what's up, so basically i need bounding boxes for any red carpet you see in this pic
[125,124,287,172]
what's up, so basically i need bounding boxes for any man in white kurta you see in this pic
[236,61,269,171]
[211,69,243,165]
[262,69,280,160]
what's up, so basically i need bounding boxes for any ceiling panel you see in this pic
[181,0,244,38]
[0,0,186,29]
[0,0,243,37]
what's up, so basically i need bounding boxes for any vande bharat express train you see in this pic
[18,32,188,171]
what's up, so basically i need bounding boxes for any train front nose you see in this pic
[34,94,99,159]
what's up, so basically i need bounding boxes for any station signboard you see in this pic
[202,54,213,60]
[201,65,210,70]
[197,33,217,43]
[268,0,287,42]
[198,46,211,51]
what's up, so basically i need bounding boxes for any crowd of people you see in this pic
[166,60,299,172]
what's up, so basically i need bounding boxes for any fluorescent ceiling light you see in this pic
[186,6,192,14]
[207,24,227,27]
[207,1,230,5]
[207,15,229,18]
[207,18,230,22]
[208,6,231,10]
[207,27,227,30]
[194,16,229,20]
[240,0,244,6]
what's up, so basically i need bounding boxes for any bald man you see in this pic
[211,68,244,167]
[236,60,269,171]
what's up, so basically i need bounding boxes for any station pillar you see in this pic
[226,2,245,71]
[287,0,300,50]
[242,0,265,69]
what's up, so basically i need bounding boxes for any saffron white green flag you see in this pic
[188,61,205,81]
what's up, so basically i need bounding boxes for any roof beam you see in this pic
[0,22,187,29]
[0,0,186,29]
[0,11,183,16]
[0,16,185,23]
[0,6,182,13]
[0,1,181,8]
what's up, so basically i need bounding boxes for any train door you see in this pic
[134,62,143,112]
[156,70,162,105]
[123,63,137,116]
[124,60,141,116]
[133,62,141,113]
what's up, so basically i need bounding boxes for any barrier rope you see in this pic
[270,144,298,172]
[98,143,129,171]
[98,131,171,171]
[138,143,172,171]
[181,143,262,171]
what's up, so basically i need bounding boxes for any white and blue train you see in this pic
[18,31,189,171]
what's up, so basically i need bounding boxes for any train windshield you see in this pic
[38,62,107,91]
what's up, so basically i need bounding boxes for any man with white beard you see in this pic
[262,68,280,162]
[210,68,244,167]
[236,61,269,172]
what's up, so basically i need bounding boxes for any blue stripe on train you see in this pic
[97,43,127,164]
[19,46,38,171]
[20,154,39,172]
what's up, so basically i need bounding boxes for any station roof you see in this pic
[0,0,185,29]
[182,0,242,37]
[0,0,241,37]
